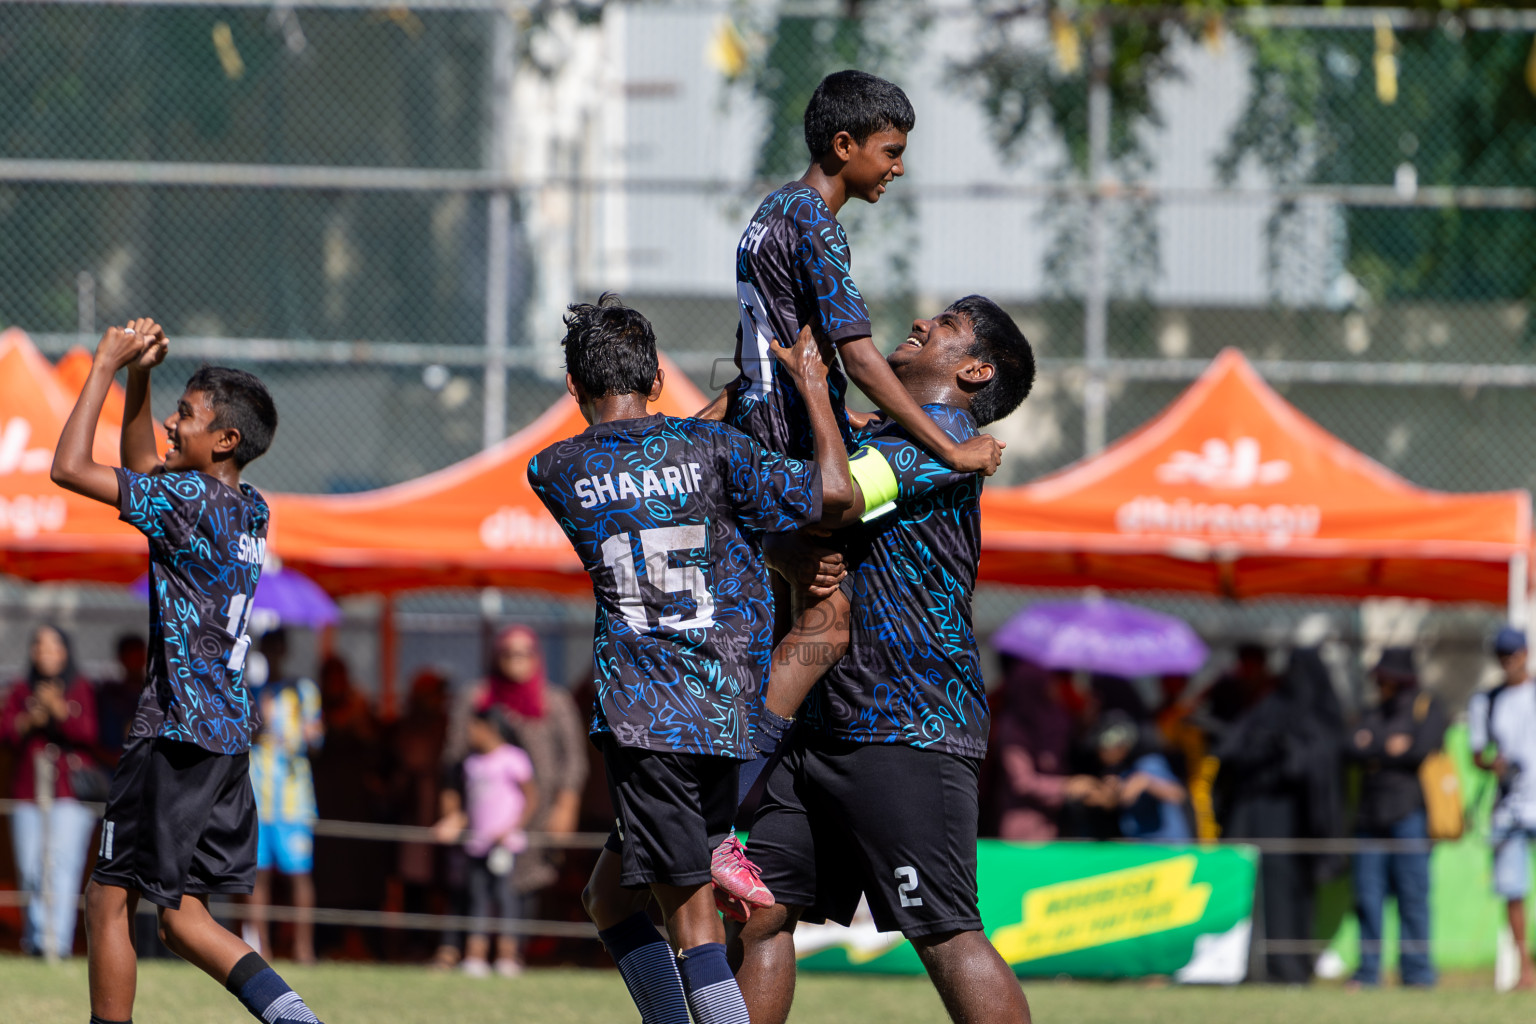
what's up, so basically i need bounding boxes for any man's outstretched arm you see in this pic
[52,325,148,506]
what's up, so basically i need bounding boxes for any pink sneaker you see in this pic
[711,833,774,922]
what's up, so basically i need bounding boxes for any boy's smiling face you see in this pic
[163,388,237,472]
[889,310,974,380]
[841,126,907,203]
[887,308,997,400]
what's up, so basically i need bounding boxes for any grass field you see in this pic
[3,957,1532,1024]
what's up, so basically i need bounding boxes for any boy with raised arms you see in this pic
[52,321,325,1024]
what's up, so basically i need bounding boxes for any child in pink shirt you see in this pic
[436,708,537,976]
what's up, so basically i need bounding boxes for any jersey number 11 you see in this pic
[222,593,255,672]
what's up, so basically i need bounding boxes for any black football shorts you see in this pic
[91,736,258,909]
[599,735,737,889]
[748,734,983,939]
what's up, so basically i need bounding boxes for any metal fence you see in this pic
[5,1,1536,499]
[0,798,1502,962]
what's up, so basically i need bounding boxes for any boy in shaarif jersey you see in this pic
[52,321,324,1024]
[528,295,851,1024]
[713,72,1006,898]
[735,297,1037,1024]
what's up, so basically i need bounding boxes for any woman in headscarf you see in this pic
[988,656,1104,841]
[1,623,100,957]
[1214,647,1345,983]
[443,625,588,965]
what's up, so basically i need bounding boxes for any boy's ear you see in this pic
[958,360,996,389]
[565,372,579,401]
[647,367,665,403]
[213,426,242,457]
[828,130,856,164]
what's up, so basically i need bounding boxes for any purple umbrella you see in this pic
[131,564,340,630]
[991,598,1207,677]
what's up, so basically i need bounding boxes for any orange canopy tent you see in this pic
[265,356,709,596]
[979,349,1531,610]
[0,329,154,582]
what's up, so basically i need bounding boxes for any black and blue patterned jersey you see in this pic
[728,182,871,460]
[115,468,268,755]
[528,414,823,759]
[805,404,988,759]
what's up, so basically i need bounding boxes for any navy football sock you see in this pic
[225,952,321,1024]
[677,942,751,1024]
[736,707,793,805]
[598,913,689,1024]
[89,1016,131,1024]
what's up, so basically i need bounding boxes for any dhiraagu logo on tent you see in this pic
[991,855,1211,963]
[1155,438,1290,489]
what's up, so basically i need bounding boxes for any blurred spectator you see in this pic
[1088,673,1149,722]
[318,653,379,745]
[1153,675,1202,780]
[247,629,324,963]
[386,669,454,964]
[1203,642,1274,728]
[1469,626,1536,991]
[1095,711,1191,841]
[0,624,100,958]
[446,626,588,942]
[309,654,388,961]
[434,708,538,977]
[95,634,146,761]
[990,657,1102,841]
[1214,648,1344,984]
[1155,674,1219,840]
[1344,647,1444,989]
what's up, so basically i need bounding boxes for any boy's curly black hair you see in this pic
[562,293,659,398]
[947,295,1034,426]
[185,366,277,468]
[804,70,915,159]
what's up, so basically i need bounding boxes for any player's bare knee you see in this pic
[582,880,642,930]
[155,905,194,956]
[84,884,106,930]
[913,927,996,976]
[580,881,604,924]
[740,902,795,944]
[85,880,127,925]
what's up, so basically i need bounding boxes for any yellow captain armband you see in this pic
[849,446,899,521]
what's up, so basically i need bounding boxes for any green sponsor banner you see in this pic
[796,842,1258,980]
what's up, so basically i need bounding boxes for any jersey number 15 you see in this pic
[600,525,715,632]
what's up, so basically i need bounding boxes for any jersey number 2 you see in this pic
[600,525,715,631]
[895,866,924,908]
[222,594,255,672]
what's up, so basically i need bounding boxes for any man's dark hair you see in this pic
[803,70,915,159]
[185,366,277,468]
[948,295,1033,425]
[562,293,658,398]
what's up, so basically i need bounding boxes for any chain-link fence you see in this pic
[6,2,1536,689]
[6,2,1536,495]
